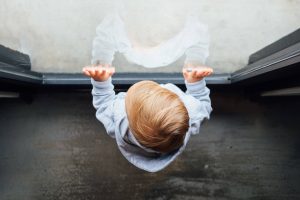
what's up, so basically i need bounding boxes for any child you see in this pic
[82,64,213,172]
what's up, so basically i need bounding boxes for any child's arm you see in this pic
[182,66,213,121]
[82,65,116,137]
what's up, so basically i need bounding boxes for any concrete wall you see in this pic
[0,0,299,73]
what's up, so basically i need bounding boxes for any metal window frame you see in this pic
[0,64,42,85]
[231,43,300,84]
[0,51,298,88]
[1,29,299,89]
[42,72,231,86]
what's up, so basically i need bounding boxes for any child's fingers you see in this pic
[94,68,100,77]
[82,66,91,72]
[191,70,197,77]
[83,70,91,77]
[196,70,203,77]
[206,68,213,73]
[101,68,106,75]
[201,71,207,77]
[97,68,106,77]
[207,71,212,76]
[198,68,213,77]
[182,68,190,78]
[108,67,115,75]
[201,71,208,77]
[196,70,207,78]
[89,67,96,77]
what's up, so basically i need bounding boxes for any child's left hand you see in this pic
[182,64,213,83]
[82,64,115,82]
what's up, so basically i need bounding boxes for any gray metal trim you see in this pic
[0,62,231,86]
[43,73,231,85]
[0,44,31,70]
[0,64,42,84]
[249,28,300,64]
[231,43,300,83]
[1,44,298,86]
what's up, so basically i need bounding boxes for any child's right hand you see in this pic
[182,64,213,83]
[82,64,115,82]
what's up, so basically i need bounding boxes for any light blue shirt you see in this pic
[91,78,212,172]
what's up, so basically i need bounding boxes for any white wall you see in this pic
[0,0,299,73]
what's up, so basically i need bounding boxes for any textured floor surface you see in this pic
[0,91,300,200]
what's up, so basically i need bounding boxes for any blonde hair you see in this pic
[125,81,189,153]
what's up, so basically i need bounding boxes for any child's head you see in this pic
[125,81,189,153]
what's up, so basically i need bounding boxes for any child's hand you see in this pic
[182,64,213,83]
[82,64,115,82]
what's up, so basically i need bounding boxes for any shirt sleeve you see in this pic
[91,77,116,138]
[185,79,212,135]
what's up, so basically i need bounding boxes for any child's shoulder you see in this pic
[161,83,204,120]
[160,83,183,93]
[116,92,126,99]
[113,92,127,119]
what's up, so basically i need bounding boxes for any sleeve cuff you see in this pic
[185,79,206,93]
[91,77,114,91]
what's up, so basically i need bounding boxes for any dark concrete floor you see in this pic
[0,91,300,200]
